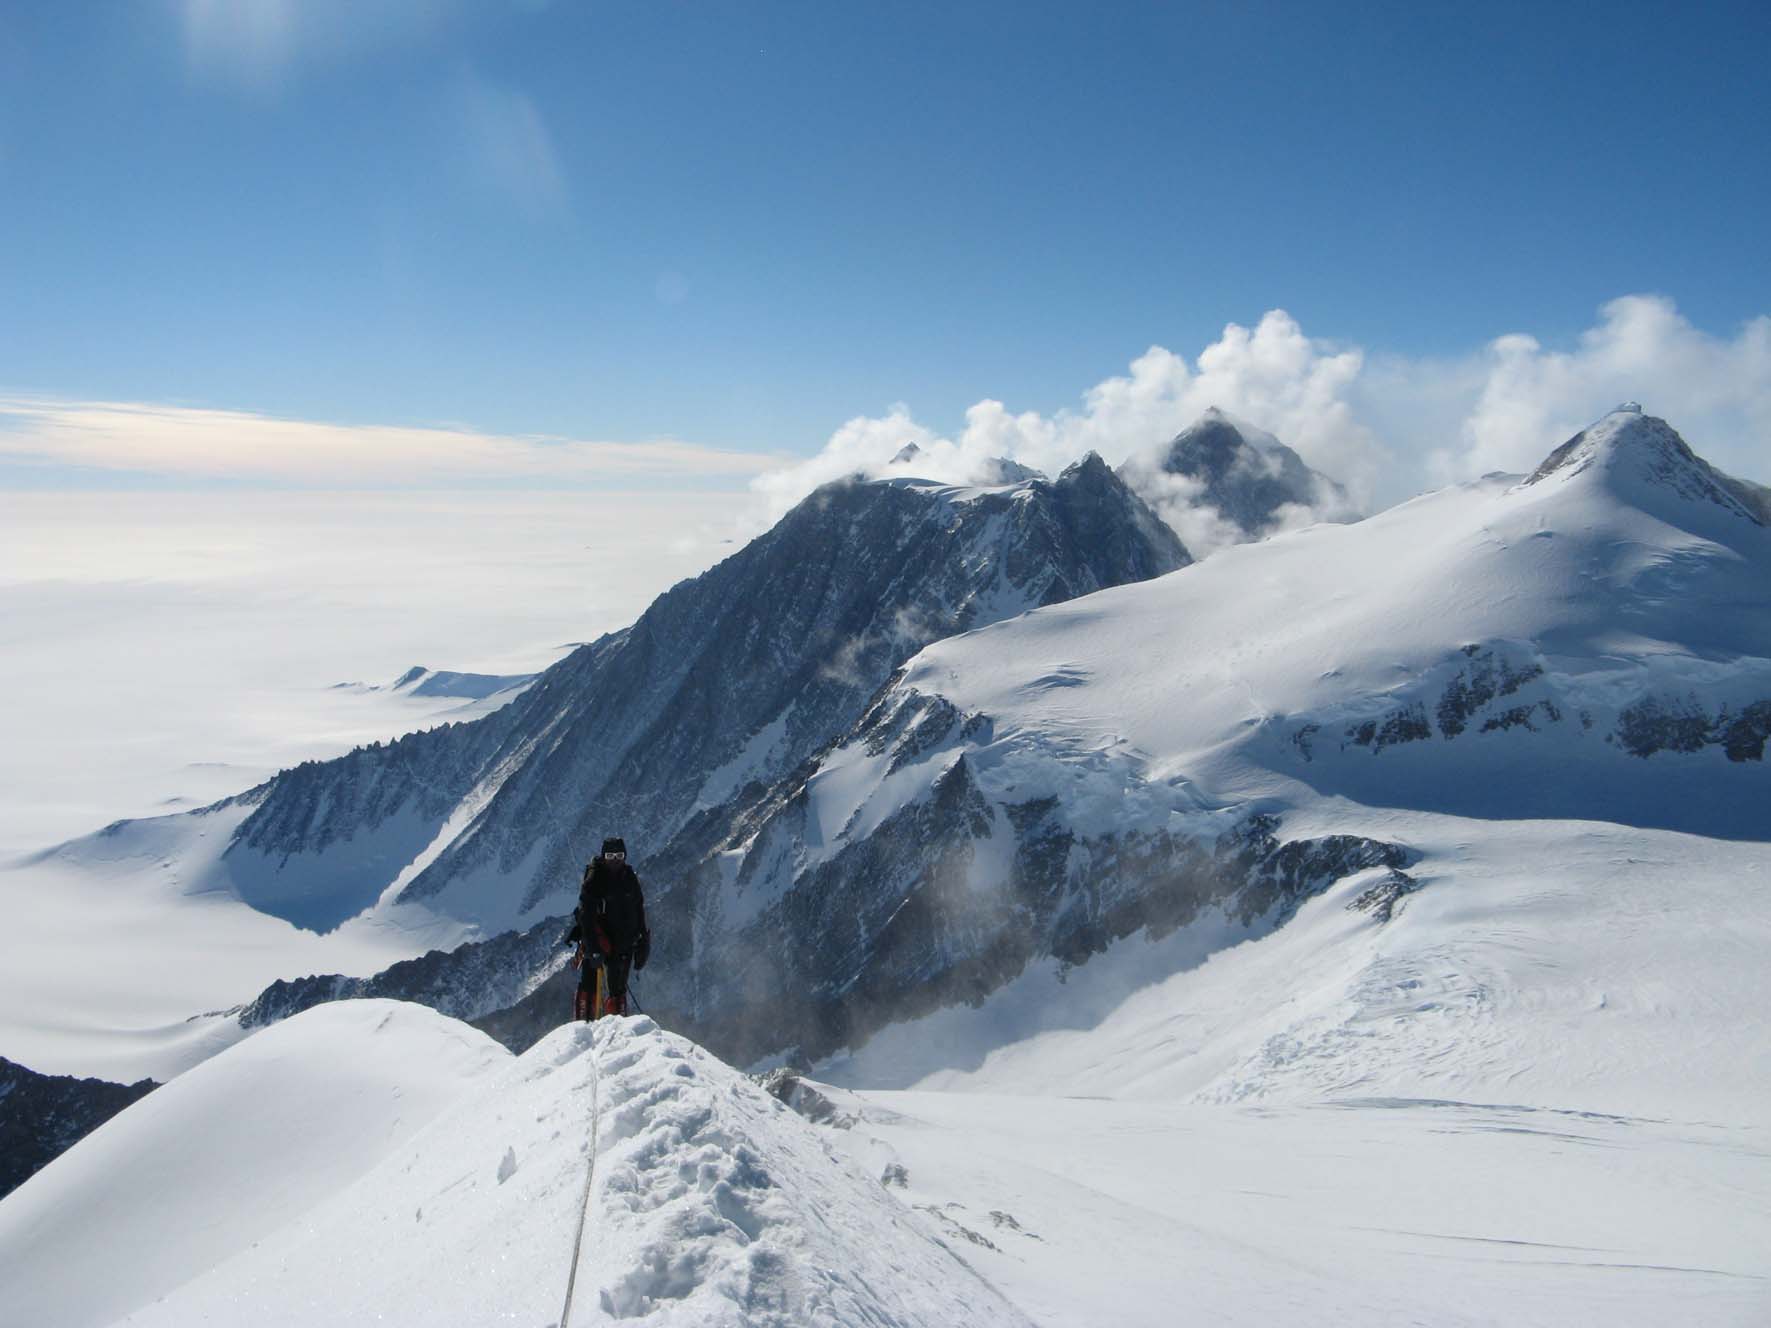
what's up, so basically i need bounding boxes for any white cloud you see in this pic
[752,297,1771,525]
[0,397,780,488]
[751,310,1388,522]
[1428,295,1771,485]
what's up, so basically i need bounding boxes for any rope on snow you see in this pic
[557,1027,601,1328]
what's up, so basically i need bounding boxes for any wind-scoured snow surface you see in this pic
[0,1004,1028,1328]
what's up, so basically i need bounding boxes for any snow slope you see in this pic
[0,1007,1030,1328]
[594,408,1768,1074]
[0,1001,507,1328]
[821,811,1771,1119]
[816,1082,1771,1327]
[869,408,1770,841]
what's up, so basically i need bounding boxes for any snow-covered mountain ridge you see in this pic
[865,408,1770,826]
[211,454,1186,939]
[3,456,1189,1088]
[205,407,1771,1076]
[1528,402,1771,524]
[596,408,1771,1067]
[5,409,1770,1327]
[0,1003,1030,1328]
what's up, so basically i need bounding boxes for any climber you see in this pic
[562,837,651,1021]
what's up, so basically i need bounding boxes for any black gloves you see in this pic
[634,929,651,971]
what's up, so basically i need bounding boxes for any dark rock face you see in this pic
[1290,639,1770,769]
[1347,868,1424,924]
[1436,645,1544,739]
[0,1058,157,1200]
[225,460,1191,1047]
[235,917,568,1029]
[1345,704,1433,752]
[1119,408,1357,541]
[224,458,1188,935]
[753,1069,858,1128]
[1615,696,1771,761]
[266,690,1411,1073]
[608,698,1411,1069]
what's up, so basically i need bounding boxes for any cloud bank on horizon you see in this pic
[755,294,1771,520]
[0,398,779,489]
[4,296,1765,510]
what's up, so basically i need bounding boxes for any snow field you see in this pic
[799,806,1771,1324]
[822,1087,1771,1327]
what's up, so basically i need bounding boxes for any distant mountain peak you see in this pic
[1117,410,1359,549]
[1525,408,1769,527]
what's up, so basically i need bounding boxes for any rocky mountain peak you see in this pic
[223,454,1192,935]
[1117,410,1359,547]
[1058,450,1114,486]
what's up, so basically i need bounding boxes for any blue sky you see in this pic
[1,1,1768,491]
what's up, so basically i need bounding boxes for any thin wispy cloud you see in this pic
[175,0,463,91]
[452,71,568,217]
[0,398,781,488]
[754,296,1771,520]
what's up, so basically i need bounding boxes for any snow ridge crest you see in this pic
[1525,406,1769,527]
